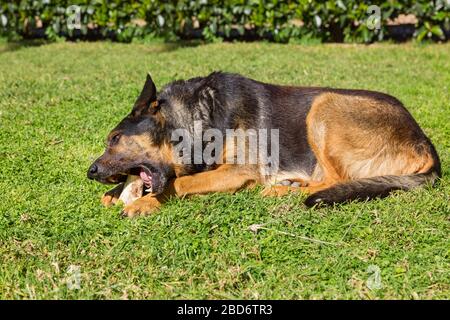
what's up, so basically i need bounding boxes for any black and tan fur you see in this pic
[87,72,441,217]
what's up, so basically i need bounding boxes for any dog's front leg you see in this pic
[121,194,162,218]
[169,164,260,196]
[101,183,124,207]
[121,165,259,217]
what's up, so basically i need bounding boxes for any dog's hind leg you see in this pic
[286,92,439,207]
[261,180,335,197]
[262,96,343,198]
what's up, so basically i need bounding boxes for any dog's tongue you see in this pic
[139,169,152,187]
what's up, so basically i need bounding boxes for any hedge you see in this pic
[0,1,449,43]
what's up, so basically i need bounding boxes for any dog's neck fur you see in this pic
[156,72,267,175]
[158,76,224,174]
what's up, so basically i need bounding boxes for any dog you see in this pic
[87,72,441,217]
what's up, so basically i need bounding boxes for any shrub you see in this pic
[0,1,448,43]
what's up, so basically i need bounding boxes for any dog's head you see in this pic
[87,74,175,195]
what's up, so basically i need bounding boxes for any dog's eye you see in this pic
[110,133,121,145]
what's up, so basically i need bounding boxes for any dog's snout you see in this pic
[87,163,98,179]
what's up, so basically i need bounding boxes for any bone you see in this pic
[118,175,143,205]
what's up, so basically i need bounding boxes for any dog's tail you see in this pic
[304,169,440,207]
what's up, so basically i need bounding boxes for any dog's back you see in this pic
[195,72,441,205]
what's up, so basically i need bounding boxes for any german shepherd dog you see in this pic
[87,72,441,217]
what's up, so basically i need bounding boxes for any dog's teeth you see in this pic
[145,188,152,193]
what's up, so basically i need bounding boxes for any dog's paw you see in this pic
[101,183,124,207]
[261,185,299,197]
[121,197,161,218]
[101,194,120,207]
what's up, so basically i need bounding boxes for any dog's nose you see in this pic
[89,164,98,174]
[87,163,98,179]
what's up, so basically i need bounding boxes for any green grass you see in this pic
[0,40,449,299]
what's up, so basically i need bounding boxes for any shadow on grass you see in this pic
[0,38,205,54]
[154,39,205,52]
[0,39,49,54]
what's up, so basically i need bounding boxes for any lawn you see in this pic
[0,40,449,299]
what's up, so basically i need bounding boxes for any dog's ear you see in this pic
[132,74,158,116]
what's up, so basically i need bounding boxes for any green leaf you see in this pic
[430,25,444,38]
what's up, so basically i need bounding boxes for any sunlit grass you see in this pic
[0,40,448,299]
